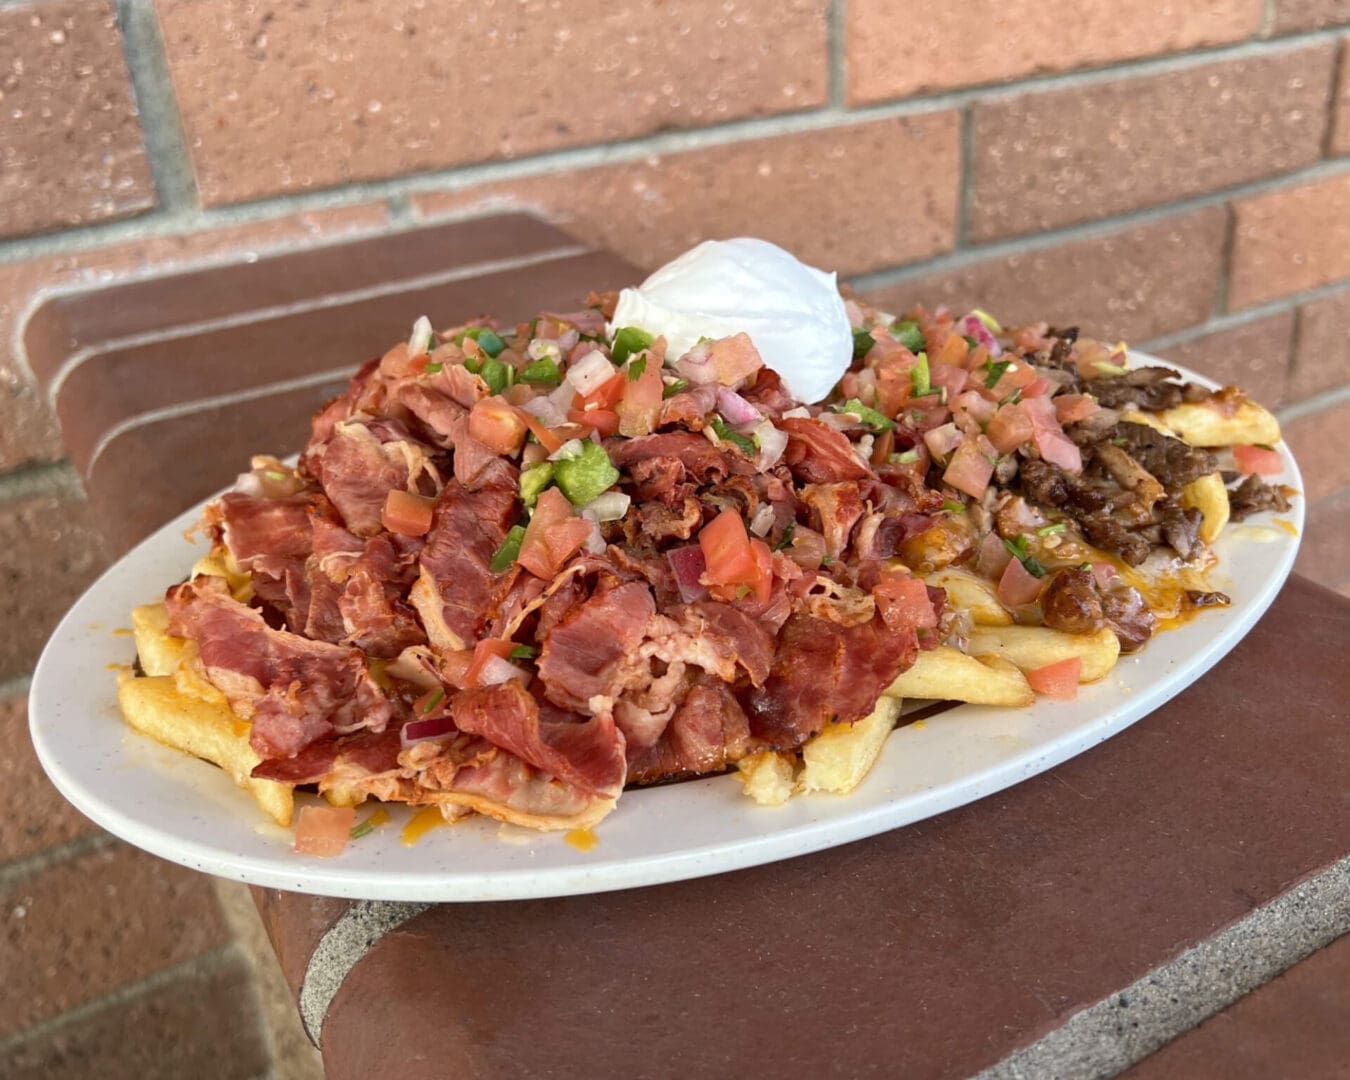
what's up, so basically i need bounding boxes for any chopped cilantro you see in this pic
[611,326,654,365]
[264,469,289,482]
[490,525,525,573]
[891,320,926,352]
[350,818,377,840]
[627,356,648,381]
[520,358,561,385]
[1003,535,1047,578]
[1111,436,1128,447]
[894,448,920,464]
[962,334,980,350]
[662,378,690,399]
[983,359,1012,389]
[773,521,796,551]
[821,554,835,566]
[424,362,443,374]
[852,327,877,360]
[833,398,894,433]
[509,644,537,660]
[910,351,931,396]
[420,688,445,714]
[941,499,965,513]
[1037,523,1067,535]
[710,416,756,455]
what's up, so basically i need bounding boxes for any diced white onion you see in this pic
[753,420,788,471]
[565,349,616,395]
[748,503,775,537]
[548,438,585,462]
[781,406,811,420]
[407,314,434,357]
[547,379,577,415]
[526,338,563,363]
[582,517,606,555]
[521,395,566,427]
[582,490,631,522]
[477,655,530,687]
[856,434,874,461]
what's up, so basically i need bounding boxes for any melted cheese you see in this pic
[401,806,446,847]
[564,827,599,852]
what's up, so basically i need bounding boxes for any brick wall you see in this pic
[2,1,1348,1074]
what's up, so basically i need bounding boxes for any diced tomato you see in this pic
[964,343,991,372]
[700,508,757,586]
[1233,444,1283,476]
[468,396,528,455]
[870,427,896,466]
[1023,376,1053,398]
[931,331,969,369]
[439,648,474,689]
[930,363,969,401]
[952,389,995,435]
[873,572,939,632]
[987,357,1038,399]
[943,437,995,498]
[1054,393,1101,425]
[519,488,584,578]
[998,555,1045,607]
[568,407,621,437]
[986,401,1035,453]
[747,537,773,606]
[293,805,357,858]
[465,638,515,688]
[976,531,1013,579]
[617,354,665,437]
[710,333,764,386]
[1021,395,1082,473]
[575,370,626,411]
[875,361,914,418]
[1026,656,1082,700]
[381,489,436,536]
[522,411,566,454]
[1091,561,1118,590]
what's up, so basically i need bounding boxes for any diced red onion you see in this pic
[477,655,531,687]
[583,490,631,522]
[666,544,709,603]
[960,313,1001,357]
[748,503,775,537]
[716,387,762,426]
[407,314,434,357]
[566,349,617,395]
[401,713,456,748]
[924,422,964,460]
[753,420,788,471]
[675,342,717,385]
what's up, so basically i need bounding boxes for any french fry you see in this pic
[922,567,1012,626]
[130,602,190,677]
[1155,398,1280,448]
[884,647,1034,707]
[967,625,1120,683]
[735,751,798,806]
[1119,409,1176,436]
[1181,471,1230,544]
[799,695,902,795]
[118,676,293,826]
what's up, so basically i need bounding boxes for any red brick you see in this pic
[864,207,1227,344]
[848,0,1262,102]
[1123,932,1350,1080]
[1283,399,1350,500]
[0,842,230,1037]
[0,695,96,863]
[0,0,155,239]
[1159,314,1294,406]
[1289,288,1350,402]
[0,203,389,471]
[413,113,961,277]
[1332,39,1350,155]
[0,491,110,682]
[0,952,269,1080]
[969,46,1335,242]
[1272,0,1350,32]
[1229,171,1350,308]
[1295,488,1350,594]
[156,0,830,206]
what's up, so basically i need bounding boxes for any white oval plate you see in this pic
[30,358,1304,901]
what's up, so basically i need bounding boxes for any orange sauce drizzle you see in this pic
[1272,518,1299,537]
[401,806,445,847]
[564,828,599,852]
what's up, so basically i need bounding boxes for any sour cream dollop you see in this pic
[609,238,852,404]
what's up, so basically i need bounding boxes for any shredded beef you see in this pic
[1084,366,1190,410]
[1228,475,1292,520]
[1041,568,1104,634]
[1113,422,1217,489]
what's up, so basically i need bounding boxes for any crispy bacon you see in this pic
[780,418,872,483]
[627,679,751,785]
[537,582,656,711]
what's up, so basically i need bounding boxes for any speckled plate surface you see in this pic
[29,357,1304,901]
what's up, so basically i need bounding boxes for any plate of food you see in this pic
[29,239,1303,901]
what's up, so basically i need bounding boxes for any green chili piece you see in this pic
[552,441,620,506]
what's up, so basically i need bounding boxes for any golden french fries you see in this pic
[967,625,1120,683]
[922,567,1012,626]
[735,751,797,806]
[118,675,293,826]
[1156,398,1280,448]
[884,647,1035,707]
[1119,409,1175,436]
[131,603,190,676]
[799,696,902,796]
[1181,472,1231,544]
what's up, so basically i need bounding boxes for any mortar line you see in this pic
[0,460,84,505]
[976,855,1350,1080]
[827,0,847,108]
[1212,203,1237,317]
[0,673,32,700]
[1138,277,1350,353]
[0,944,244,1057]
[1259,0,1278,38]
[1275,380,1350,424]
[112,0,198,212]
[0,832,116,888]
[847,157,1350,295]
[1,26,1347,270]
[956,105,976,248]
